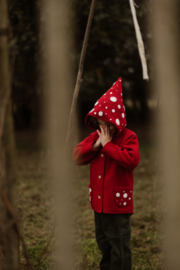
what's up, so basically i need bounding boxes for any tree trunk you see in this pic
[0,0,19,269]
[42,0,74,269]
[152,0,180,269]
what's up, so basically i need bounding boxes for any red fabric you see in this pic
[85,77,127,134]
[73,78,140,214]
[73,129,140,214]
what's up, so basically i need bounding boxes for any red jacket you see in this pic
[73,77,140,214]
[73,128,140,214]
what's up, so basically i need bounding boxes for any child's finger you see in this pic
[106,125,110,137]
[104,125,107,136]
[100,125,104,135]
[97,130,101,136]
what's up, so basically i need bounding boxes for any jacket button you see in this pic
[98,175,101,179]
[101,154,104,157]
[98,195,101,199]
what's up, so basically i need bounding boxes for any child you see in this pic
[73,78,140,270]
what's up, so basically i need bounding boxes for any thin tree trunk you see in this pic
[65,0,96,148]
[129,0,149,80]
[42,0,74,269]
[0,0,19,269]
[152,0,180,269]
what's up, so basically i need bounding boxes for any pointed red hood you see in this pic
[85,77,127,135]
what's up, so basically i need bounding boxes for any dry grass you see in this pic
[16,130,163,270]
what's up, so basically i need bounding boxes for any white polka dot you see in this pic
[89,109,94,113]
[128,197,131,200]
[94,112,97,115]
[122,113,125,118]
[98,111,103,116]
[121,93,123,96]
[113,82,116,85]
[116,119,120,125]
[123,202,127,206]
[110,119,112,121]
[110,92,112,94]
[112,109,115,113]
[119,79,121,82]
[110,97,117,102]
[105,107,108,109]
[123,193,128,198]
[116,193,120,197]
[95,101,98,106]
[99,105,101,106]
[105,113,107,115]
[118,105,121,109]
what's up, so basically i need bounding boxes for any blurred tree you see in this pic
[0,0,19,269]
[8,0,41,129]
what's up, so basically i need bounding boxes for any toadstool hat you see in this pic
[85,77,127,134]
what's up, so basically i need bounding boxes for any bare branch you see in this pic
[129,0,149,80]
[65,0,97,147]
[0,188,32,270]
[37,224,55,270]
[0,48,15,142]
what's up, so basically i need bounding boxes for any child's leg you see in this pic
[106,213,131,270]
[94,212,132,270]
[94,211,111,270]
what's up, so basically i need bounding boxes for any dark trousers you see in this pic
[94,211,132,270]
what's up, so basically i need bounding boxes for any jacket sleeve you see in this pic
[103,132,140,170]
[73,133,100,166]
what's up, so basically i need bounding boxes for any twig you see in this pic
[0,188,32,270]
[37,223,55,270]
[133,1,139,8]
[0,220,8,267]
[129,0,149,80]
[65,0,97,147]
[0,50,16,181]
[0,53,15,142]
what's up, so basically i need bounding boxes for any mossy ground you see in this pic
[16,129,163,269]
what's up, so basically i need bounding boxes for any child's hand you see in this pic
[97,124,113,147]
[92,134,102,150]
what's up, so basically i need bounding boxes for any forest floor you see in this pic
[16,127,163,270]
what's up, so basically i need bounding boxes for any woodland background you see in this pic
[1,0,180,269]
[9,0,154,131]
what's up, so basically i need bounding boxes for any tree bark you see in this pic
[152,0,180,269]
[42,0,74,269]
[0,0,19,269]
